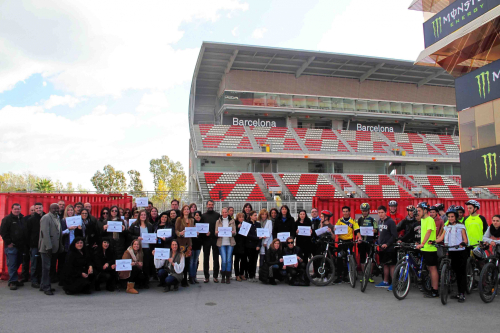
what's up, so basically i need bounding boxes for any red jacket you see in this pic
[388,211,404,226]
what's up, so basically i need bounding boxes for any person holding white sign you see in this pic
[215,207,236,284]
[334,206,361,284]
[189,211,203,284]
[295,210,313,264]
[155,211,176,249]
[119,239,146,294]
[258,209,273,269]
[164,240,185,292]
[273,205,295,245]
[244,211,262,282]
[103,206,127,268]
[175,205,195,287]
[357,203,378,281]
[92,238,117,292]
[128,210,154,288]
[233,213,247,282]
[281,237,306,285]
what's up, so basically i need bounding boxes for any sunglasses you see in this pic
[111,210,118,212]
[103,212,109,215]
[287,242,294,244]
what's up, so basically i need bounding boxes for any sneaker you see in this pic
[375,281,390,288]
[9,283,18,291]
[424,290,439,298]
[369,278,375,283]
[387,285,393,292]
[458,293,465,303]
[333,277,343,284]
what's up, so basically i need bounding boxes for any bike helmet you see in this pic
[360,203,370,211]
[388,200,398,207]
[473,246,486,259]
[445,207,459,218]
[429,205,439,212]
[417,202,429,210]
[434,203,445,211]
[321,210,333,218]
[465,200,480,209]
[455,205,465,213]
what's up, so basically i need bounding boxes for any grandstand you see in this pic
[188,42,497,206]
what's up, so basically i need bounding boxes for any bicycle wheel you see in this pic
[306,255,335,286]
[361,260,372,293]
[392,262,411,300]
[421,270,432,293]
[440,263,450,305]
[465,257,474,294]
[348,255,357,288]
[478,263,499,303]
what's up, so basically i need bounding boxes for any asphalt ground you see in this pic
[0,274,497,333]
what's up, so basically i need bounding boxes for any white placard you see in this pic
[115,259,132,271]
[283,255,298,266]
[121,216,125,220]
[277,232,290,243]
[314,226,329,236]
[298,226,311,236]
[238,222,251,236]
[335,225,348,235]
[184,227,197,238]
[360,227,374,236]
[196,223,209,234]
[107,221,123,233]
[154,248,170,260]
[141,233,157,243]
[218,227,232,237]
[66,216,82,228]
[135,197,148,208]
[128,219,137,228]
[157,229,172,238]
[257,228,270,238]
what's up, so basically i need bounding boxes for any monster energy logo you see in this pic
[476,71,491,98]
[482,152,497,180]
[432,17,442,38]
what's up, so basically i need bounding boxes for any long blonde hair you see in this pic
[64,205,75,219]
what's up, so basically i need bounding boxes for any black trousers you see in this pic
[128,266,146,285]
[234,253,246,276]
[244,248,259,279]
[336,242,353,278]
[203,238,219,278]
[21,247,30,281]
[449,250,467,294]
[95,269,117,289]
[142,248,151,284]
[183,256,191,282]
[50,252,65,282]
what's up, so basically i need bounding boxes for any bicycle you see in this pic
[465,242,489,294]
[392,243,431,300]
[306,237,338,286]
[337,240,358,288]
[359,240,384,293]
[431,242,465,305]
[478,243,500,303]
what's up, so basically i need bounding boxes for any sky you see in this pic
[0,0,426,191]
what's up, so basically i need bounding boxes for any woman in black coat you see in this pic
[274,205,296,241]
[92,238,117,291]
[295,210,313,264]
[102,205,127,260]
[155,211,176,249]
[63,237,94,295]
[234,212,247,281]
[261,238,283,285]
[244,211,262,282]
[128,210,154,287]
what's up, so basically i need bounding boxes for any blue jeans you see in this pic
[166,275,178,285]
[6,246,23,284]
[219,245,234,272]
[158,268,169,284]
[30,247,40,284]
[190,249,201,279]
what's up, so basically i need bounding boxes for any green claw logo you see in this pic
[432,17,442,38]
[476,71,490,98]
[482,153,497,180]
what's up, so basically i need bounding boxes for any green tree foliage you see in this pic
[91,165,127,193]
[127,170,144,196]
[34,179,55,193]
[0,172,85,193]
[149,156,187,194]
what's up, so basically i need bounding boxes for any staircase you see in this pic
[325,174,348,198]
[273,173,296,201]
[400,175,435,198]
[197,172,210,200]
[418,133,446,156]
[289,127,309,153]
[388,175,415,197]
[253,173,273,201]
[244,126,261,152]
[340,174,368,198]
[333,130,356,154]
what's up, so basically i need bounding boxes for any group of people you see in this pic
[1,197,499,302]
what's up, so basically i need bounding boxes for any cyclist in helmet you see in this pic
[416,202,439,298]
[455,206,466,224]
[333,206,361,284]
[397,205,416,238]
[357,203,378,283]
[387,200,404,225]
[436,208,468,303]
[429,205,444,238]
[464,200,488,247]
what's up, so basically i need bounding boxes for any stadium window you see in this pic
[443,106,455,117]
[433,105,444,116]
[279,94,293,108]
[402,103,412,115]
[390,102,401,114]
[478,124,496,149]
[343,99,354,111]
[423,105,434,116]
[293,95,306,108]
[318,97,332,110]
[413,104,424,116]
[306,96,319,109]
[331,98,343,110]
[379,101,390,113]
[368,100,379,112]
[253,93,266,106]
[458,108,476,153]
[356,100,368,112]
[266,94,280,107]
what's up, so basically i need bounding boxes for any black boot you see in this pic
[163,283,171,293]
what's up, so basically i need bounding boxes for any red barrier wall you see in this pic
[312,197,500,225]
[0,193,133,280]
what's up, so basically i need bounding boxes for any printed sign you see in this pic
[461,144,500,187]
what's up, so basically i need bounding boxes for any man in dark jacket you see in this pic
[84,202,98,224]
[20,205,35,283]
[375,205,398,290]
[26,203,44,288]
[0,203,26,290]
[201,199,221,283]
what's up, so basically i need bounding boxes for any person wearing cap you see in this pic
[333,206,361,284]
[387,201,404,226]
[416,202,439,298]
[397,205,416,238]
[436,208,468,303]
[357,203,377,283]
[464,200,488,247]
[429,206,444,239]
[455,206,466,224]
[435,203,448,225]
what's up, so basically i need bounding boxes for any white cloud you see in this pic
[231,26,239,36]
[92,105,107,115]
[136,92,169,114]
[43,95,82,109]
[251,27,267,39]
[43,81,47,86]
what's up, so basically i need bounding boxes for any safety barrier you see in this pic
[0,193,133,280]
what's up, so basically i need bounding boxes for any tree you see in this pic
[77,184,89,192]
[66,182,74,192]
[128,170,144,196]
[54,180,64,192]
[35,179,55,193]
[91,165,127,193]
[149,155,187,195]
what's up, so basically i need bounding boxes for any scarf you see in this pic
[112,218,121,241]
[490,225,500,238]
[282,217,287,223]
[127,247,137,262]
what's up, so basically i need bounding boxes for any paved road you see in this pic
[0,278,496,333]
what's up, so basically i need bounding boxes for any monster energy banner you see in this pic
[455,58,500,111]
[461,144,500,187]
[423,0,500,48]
